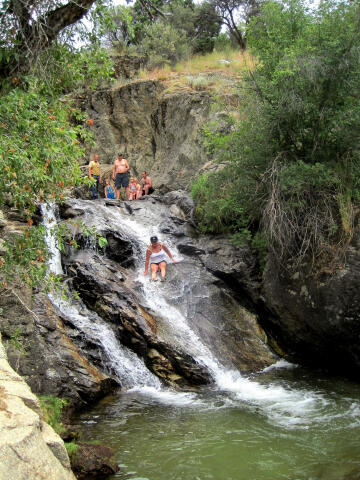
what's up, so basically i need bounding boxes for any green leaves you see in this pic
[0,1,115,291]
[98,236,108,249]
[0,83,96,289]
[192,0,360,270]
[0,88,89,217]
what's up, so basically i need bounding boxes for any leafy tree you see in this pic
[104,0,221,57]
[102,5,136,49]
[0,1,112,290]
[192,0,360,270]
[192,2,222,53]
[138,21,191,67]
[165,1,221,54]
[210,0,262,49]
[0,0,105,78]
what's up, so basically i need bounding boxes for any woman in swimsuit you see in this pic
[128,178,137,200]
[143,236,177,282]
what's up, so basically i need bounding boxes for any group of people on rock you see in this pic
[88,153,154,201]
[89,153,176,282]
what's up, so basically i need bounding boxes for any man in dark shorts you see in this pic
[112,153,130,199]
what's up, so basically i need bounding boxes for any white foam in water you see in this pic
[41,203,63,275]
[128,385,207,407]
[44,200,359,428]
[261,359,297,373]
[67,201,328,425]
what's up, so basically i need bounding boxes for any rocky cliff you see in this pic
[60,194,277,378]
[0,282,118,404]
[0,332,75,480]
[260,229,360,376]
[76,78,228,194]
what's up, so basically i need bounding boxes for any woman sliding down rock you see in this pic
[143,236,177,282]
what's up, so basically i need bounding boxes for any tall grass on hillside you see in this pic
[138,49,256,83]
[175,50,256,76]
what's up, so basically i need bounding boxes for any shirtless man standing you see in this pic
[112,153,130,200]
[141,171,154,196]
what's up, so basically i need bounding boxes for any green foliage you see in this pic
[39,396,68,435]
[33,45,114,96]
[0,88,87,213]
[0,0,114,82]
[192,0,360,269]
[98,236,108,249]
[214,32,235,51]
[104,0,221,59]
[170,1,221,54]
[0,83,96,288]
[0,0,115,290]
[103,5,136,50]
[191,166,251,234]
[6,327,27,355]
[251,231,268,272]
[65,442,80,460]
[139,22,192,67]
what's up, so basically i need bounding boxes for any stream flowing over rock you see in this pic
[57,193,277,389]
[64,74,360,377]
[0,284,118,404]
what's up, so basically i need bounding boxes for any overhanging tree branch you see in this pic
[2,0,99,77]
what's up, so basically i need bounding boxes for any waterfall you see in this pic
[41,204,63,275]
[58,199,334,427]
[41,203,161,389]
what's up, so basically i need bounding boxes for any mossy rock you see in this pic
[69,442,119,479]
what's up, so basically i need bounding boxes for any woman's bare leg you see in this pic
[150,264,159,281]
[159,262,166,280]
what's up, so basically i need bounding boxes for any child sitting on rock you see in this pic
[128,178,137,200]
[134,178,142,199]
[104,179,115,199]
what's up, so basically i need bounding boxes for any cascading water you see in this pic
[41,203,161,389]
[58,199,360,430]
[42,199,360,480]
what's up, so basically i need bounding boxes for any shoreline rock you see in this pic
[0,332,76,480]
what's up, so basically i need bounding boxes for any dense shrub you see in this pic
[191,0,360,270]
[138,22,191,67]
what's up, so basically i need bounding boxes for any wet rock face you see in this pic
[261,232,360,374]
[66,251,212,388]
[104,232,135,267]
[0,207,119,404]
[61,195,277,380]
[0,286,118,404]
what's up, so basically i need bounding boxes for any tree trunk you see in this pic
[2,0,98,78]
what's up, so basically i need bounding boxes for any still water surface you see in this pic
[75,365,360,480]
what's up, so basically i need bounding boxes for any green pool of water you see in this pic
[75,366,360,480]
